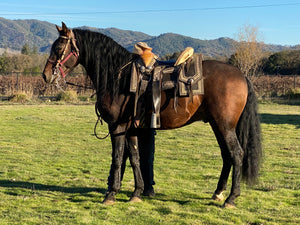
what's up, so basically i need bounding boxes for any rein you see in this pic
[117,60,134,79]
[47,29,135,140]
[93,102,110,139]
[66,58,133,97]
[93,60,134,140]
[65,81,94,90]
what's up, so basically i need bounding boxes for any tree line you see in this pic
[0,43,48,75]
[164,25,300,77]
[1,37,300,77]
[0,44,85,76]
[162,48,300,76]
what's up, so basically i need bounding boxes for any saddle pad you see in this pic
[160,53,204,96]
[178,53,204,96]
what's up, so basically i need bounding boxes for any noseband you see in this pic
[47,30,80,79]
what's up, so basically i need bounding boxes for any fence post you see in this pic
[16,72,19,92]
[11,71,13,94]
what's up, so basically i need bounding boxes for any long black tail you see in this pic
[236,77,262,185]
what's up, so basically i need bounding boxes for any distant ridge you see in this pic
[0,17,58,53]
[0,17,294,57]
[140,33,237,57]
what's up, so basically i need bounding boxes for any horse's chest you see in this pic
[99,94,129,123]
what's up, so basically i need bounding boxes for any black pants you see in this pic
[107,128,155,191]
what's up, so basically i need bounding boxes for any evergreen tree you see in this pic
[0,56,8,73]
[21,43,31,55]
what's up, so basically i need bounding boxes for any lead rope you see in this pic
[54,71,67,92]
[94,102,110,140]
[93,60,134,140]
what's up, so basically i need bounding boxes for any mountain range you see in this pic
[0,17,297,58]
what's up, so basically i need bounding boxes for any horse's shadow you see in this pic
[0,180,143,203]
[0,180,225,207]
[0,179,106,194]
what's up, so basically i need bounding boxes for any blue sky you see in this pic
[1,0,300,45]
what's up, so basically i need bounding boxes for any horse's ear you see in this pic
[56,22,70,36]
[56,25,62,32]
[62,22,68,33]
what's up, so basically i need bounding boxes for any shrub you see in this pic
[284,88,300,99]
[56,90,78,102]
[270,91,278,98]
[9,92,29,103]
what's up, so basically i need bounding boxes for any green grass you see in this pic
[0,103,299,224]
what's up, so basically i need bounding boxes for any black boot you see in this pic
[138,128,156,197]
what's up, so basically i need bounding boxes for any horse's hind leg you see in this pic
[224,130,244,208]
[127,132,144,202]
[210,122,232,202]
[214,128,244,208]
[210,118,244,207]
[212,157,231,202]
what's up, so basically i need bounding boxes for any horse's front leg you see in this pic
[127,130,144,202]
[103,125,126,205]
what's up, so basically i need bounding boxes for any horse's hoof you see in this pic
[222,202,236,209]
[129,196,142,203]
[212,192,224,201]
[102,199,115,206]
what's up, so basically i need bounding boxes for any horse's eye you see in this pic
[55,45,63,53]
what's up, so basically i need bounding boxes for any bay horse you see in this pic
[42,23,262,208]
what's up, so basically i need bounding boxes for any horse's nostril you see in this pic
[42,74,46,81]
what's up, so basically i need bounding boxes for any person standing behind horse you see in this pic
[107,42,157,197]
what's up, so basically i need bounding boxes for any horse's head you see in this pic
[42,22,80,84]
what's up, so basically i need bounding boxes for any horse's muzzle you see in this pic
[42,73,58,84]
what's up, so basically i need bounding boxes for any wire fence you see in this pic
[0,72,299,100]
[0,72,94,99]
[251,74,299,97]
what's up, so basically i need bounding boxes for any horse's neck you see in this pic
[74,29,133,98]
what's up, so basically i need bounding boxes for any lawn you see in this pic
[0,102,299,224]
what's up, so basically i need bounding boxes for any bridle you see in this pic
[47,29,80,83]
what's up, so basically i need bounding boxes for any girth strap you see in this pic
[133,70,151,128]
[151,67,162,128]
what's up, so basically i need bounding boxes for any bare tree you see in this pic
[233,24,264,78]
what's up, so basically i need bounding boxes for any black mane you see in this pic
[73,29,136,98]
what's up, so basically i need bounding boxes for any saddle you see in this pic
[133,42,158,67]
[131,43,204,128]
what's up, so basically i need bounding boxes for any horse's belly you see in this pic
[159,94,203,129]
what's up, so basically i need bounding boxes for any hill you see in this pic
[0,17,58,53]
[80,26,153,47]
[140,33,236,57]
[0,17,295,58]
